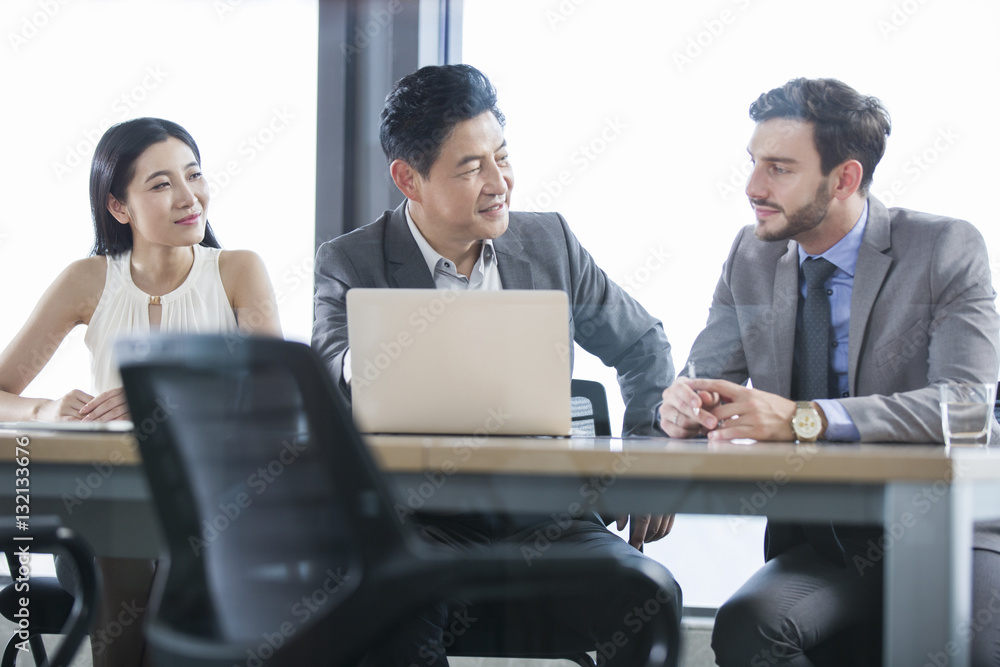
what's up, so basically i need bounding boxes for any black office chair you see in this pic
[116,335,679,667]
[0,517,100,667]
[571,378,613,437]
[995,381,1000,423]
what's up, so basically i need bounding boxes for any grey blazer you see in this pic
[687,196,1000,443]
[685,196,1000,554]
[312,202,674,436]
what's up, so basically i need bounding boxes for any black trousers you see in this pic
[713,543,1000,667]
[712,543,882,667]
[357,512,682,667]
[970,548,1000,666]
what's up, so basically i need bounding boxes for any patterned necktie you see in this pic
[795,257,846,564]
[798,257,838,400]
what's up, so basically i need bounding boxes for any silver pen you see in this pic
[685,361,700,416]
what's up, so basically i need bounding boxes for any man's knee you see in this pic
[713,593,803,667]
[616,550,683,622]
[651,569,683,621]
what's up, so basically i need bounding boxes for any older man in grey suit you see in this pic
[657,78,1000,665]
[313,64,680,667]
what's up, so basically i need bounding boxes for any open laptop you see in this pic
[346,289,572,436]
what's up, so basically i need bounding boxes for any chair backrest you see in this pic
[116,335,409,646]
[995,382,1000,423]
[570,379,612,436]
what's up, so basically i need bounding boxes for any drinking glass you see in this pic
[939,382,996,447]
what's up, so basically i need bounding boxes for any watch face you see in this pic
[794,409,823,440]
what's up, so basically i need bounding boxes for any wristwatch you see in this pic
[791,402,825,442]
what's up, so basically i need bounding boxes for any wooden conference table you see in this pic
[3,425,1000,667]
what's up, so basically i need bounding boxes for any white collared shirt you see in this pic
[405,203,503,292]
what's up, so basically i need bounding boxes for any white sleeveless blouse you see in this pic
[85,245,239,393]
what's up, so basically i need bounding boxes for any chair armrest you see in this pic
[0,517,100,667]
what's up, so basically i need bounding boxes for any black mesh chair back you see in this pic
[118,335,410,664]
[570,379,612,437]
[117,335,679,667]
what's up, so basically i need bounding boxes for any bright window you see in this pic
[462,0,1000,607]
[0,0,317,399]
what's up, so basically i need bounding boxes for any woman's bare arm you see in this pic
[219,250,282,338]
[0,257,105,421]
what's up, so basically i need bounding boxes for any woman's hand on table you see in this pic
[79,387,131,422]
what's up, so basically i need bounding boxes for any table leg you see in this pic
[883,481,973,667]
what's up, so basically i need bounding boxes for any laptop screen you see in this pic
[346,289,572,436]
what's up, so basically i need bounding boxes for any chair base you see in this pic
[0,576,76,667]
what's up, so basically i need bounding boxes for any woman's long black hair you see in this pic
[90,117,220,256]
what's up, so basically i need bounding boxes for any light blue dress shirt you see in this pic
[797,201,868,441]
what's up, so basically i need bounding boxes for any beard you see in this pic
[752,178,833,242]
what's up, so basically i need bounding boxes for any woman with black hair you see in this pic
[0,117,281,666]
[0,116,280,422]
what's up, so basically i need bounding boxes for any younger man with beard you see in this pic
[657,78,1000,664]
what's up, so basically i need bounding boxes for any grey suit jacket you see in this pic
[687,196,1000,443]
[685,196,1000,555]
[312,202,674,436]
